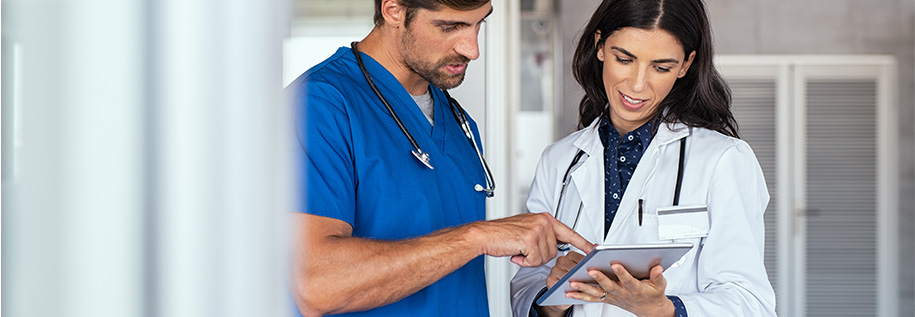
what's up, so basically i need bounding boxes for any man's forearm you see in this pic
[293,222,484,316]
[292,212,593,316]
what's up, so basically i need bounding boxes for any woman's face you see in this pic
[596,27,695,135]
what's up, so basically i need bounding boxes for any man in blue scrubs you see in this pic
[287,0,594,316]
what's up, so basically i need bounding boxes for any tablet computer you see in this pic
[536,243,693,306]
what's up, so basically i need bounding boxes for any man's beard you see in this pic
[400,27,471,90]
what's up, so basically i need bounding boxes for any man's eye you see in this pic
[442,25,459,32]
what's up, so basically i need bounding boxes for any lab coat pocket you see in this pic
[635,212,663,242]
[663,236,703,294]
[608,212,663,244]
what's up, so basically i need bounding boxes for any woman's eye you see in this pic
[615,57,632,64]
[656,66,672,73]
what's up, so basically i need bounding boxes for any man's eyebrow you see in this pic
[432,6,494,26]
[433,20,471,27]
[610,46,681,64]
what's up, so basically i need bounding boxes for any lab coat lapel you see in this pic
[568,120,605,242]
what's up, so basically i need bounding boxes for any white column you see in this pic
[4,0,147,316]
[3,0,290,316]
[152,0,289,316]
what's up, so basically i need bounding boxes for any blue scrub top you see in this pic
[287,47,489,316]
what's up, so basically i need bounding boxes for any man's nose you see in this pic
[455,32,480,60]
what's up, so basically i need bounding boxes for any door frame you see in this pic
[716,55,898,317]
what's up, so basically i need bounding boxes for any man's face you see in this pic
[399,3,492,89]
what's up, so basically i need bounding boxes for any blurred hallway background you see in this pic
[3,0,914,316]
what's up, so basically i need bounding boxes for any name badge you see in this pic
[657,204,709,240]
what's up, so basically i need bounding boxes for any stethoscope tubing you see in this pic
[445,92,496,196]
[555,150,585,251]
[554,150,586,222]
[351,42,433,169]
[553,136,687,250]
[350,41,495,197]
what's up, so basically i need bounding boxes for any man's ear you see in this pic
[380,0,405,28]
[678,51,696,78]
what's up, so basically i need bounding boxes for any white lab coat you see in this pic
[511,119,777,316]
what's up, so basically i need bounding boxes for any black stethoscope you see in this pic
[554,135,687,250]
[351,42,496,197]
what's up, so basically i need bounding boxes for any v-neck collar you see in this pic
[349,46,450,154]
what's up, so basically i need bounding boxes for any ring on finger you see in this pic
[598,290,607,301]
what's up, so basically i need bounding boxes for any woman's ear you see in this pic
[594,31,604,61]
[678,51,696,78]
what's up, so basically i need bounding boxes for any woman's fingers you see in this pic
[546,252,585,288]
[610,264,642,290]
[648,265,667,289]
[566,280,610,302]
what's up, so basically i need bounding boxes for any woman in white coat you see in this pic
[510,0,777,316]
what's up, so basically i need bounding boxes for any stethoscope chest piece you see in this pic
[412,149,434,170]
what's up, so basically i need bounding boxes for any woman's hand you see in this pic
[566,264,675,317]
[547,251,585,289]
[535,251,586,317]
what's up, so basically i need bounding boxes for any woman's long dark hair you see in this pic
[572,0,738,138]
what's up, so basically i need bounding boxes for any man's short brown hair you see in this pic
[373,0,489,27]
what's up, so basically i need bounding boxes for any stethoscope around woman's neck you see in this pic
[350,41,496,197]
[554,130,687,250]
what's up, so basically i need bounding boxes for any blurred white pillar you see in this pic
[151,0,289,316]
[3,0,290,316]
[4,0,147,315]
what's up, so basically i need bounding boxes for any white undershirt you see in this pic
[411,90,434,127]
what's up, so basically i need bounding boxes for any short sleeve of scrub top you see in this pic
[291,74,359,225]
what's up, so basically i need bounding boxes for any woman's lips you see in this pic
[619,91,647,111]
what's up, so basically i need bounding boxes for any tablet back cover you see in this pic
[536,243,693,306]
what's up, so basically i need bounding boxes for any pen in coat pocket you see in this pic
[638,198,643,226]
